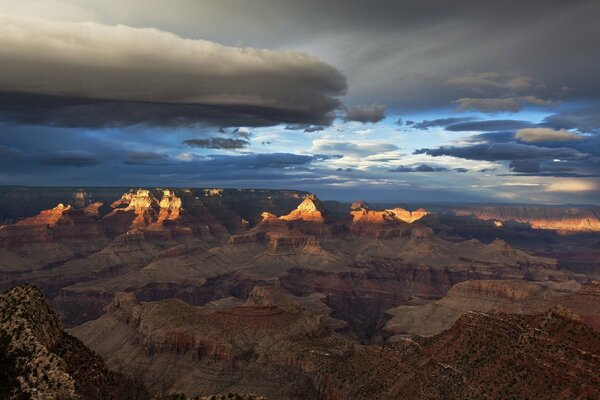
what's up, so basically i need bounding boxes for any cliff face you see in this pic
[72,287,600,400]
[453,205,600,232]
[309,307,600,400]
[385,279,600,337]
[0,285,149,400]
[72,290,330,397]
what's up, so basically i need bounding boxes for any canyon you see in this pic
[1,187,599,399]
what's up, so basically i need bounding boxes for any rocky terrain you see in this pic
[385,279,600,337]
[313,307,600,399]
[1,187,599,399]
[448,204,600,232]
[0,284,149,399]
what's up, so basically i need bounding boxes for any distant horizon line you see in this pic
[0,185,597,208]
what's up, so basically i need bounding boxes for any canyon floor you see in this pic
[1,187,599,399]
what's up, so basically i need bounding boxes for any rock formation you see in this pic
[385,279,600,337]
[72,290,329,397]
[452,205,600,232]
[0,285,149,399]
[280,193,331,222]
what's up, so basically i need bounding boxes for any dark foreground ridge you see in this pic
[0,284,150,399]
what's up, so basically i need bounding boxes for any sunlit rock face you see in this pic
[348,201,429,238]
[386,207,429,223]
[157,189,183,222]
[279,194,331,222]
[453,205,600,232]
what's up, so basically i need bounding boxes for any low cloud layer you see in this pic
[344,104,386,123]
[515,128,584,143]
[38,150,100,167]
[389,164,447,173]
[415,142,587,161]
[311,139,397,157]
[0,13,346,128]
[183,137,250,149]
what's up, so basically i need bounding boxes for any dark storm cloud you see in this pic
[0,14,346,128]
[0,92,341,129]
[507,159,600,177]
[389,164,447,172]
[182,137,250,149]
[5,1,598,115]
[38,150,100,167]
[415,142,587,161]
[412,118,474,130]
[542,106,600,134]
[445,120,533,132]
[344,104,386,123]
[508,160,542,173]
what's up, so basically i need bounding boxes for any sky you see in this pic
[0,0,599,204]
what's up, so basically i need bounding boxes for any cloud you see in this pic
[311,139,398,157]
[515,127,584,143]
[446,72,533,93]
[412,117,474,130]
[446,119,532,132]
[312,154,344,161]
[415,142,588,161]
[124,152,171,165]
[542,106,600,133]
[545,179,599,193]
[508,159,542,173]
[38,150,100,166]
[203,153,315,169]
[447,72,554,113]
[0,13,346,128]
[182,137,250,149]
[453,98,522,113]
[230,128,252,139]
[344,104,386,123]
[389,164,447,172]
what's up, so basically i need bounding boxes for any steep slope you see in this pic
[73,289,600,400]
[385,280,600,337]
[0,285,149,400]
[71,290,329,398]
[310,308,600,399]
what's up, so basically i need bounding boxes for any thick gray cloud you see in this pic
[446,120,532,132]
[389,164,447,172]
[0,13,346,128]
[542,106,600,134]
[344,104,386,123]
[4,0,598,114]
[38,150,100,166]
[183,137,250,149]
[415,142,588,161]
[412,117,474,130]
[285,124,325,133]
